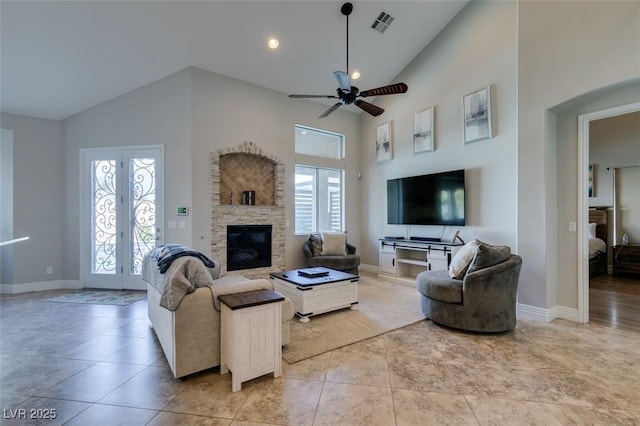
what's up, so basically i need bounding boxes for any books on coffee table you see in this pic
[297,268,330,278]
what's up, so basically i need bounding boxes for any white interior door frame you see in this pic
[577,101,640,323]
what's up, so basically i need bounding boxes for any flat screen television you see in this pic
[387,169,465,226]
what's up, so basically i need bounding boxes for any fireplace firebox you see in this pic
[226,225,272,271]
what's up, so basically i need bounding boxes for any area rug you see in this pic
[282,274,425,363]
[45,289,147,306]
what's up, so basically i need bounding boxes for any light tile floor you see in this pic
[1,284,640,425]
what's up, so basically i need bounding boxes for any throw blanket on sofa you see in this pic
[157,258,272,312]
[159,257,216,310]
[148,244,216,274]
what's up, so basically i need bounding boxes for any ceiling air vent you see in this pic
[371,11,394,34]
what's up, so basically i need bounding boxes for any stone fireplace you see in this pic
[210,142,285,279]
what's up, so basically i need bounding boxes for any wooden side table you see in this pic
[219,289,284,392]
[613,244,640,277]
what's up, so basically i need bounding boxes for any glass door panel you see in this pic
[129,157,156,275]
[81,147,163,290]
[91,159,118,275]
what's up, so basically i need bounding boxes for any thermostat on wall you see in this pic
[177,206,189,216]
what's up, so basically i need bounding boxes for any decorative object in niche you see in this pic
[463,86,493,144]
[414,106,434,154]
[242,190,256,205]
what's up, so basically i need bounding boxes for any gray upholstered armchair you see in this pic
[303,233,361,275]
[416,243,522,332]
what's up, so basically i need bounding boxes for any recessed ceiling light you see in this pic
[267,38,279,49]
[351,71,361,80]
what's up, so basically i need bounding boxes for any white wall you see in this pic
[63,69,193,279]
[5,1,639,314]
[553,84,640,309]
[0,128,14,284]
[589,111,640,208]
[616,167,640,244]
[61,66,361,280]
[189,67,361,270]
[518,0,640,311]
[359,1,518,267]
[0,114,63,285]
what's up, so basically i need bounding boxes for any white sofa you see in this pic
[143,256,293,379]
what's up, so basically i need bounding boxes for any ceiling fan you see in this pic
[289,2,408,118]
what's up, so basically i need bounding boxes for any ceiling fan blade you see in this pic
[355,100,384,117]
[289,94,339,99]
[359,82,408,98]
[319,102,343,118]
[334,71,351,92]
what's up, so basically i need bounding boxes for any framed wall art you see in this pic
[413,107,434,154]
[376,121,393,162]
[463,86,493,144]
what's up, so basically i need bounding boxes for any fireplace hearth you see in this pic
[226,225,272,271]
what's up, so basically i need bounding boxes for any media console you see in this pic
[379,238,463,284]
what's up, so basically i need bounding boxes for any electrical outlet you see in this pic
[46,267,53,275]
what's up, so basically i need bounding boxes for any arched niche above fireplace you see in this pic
[211,141,284,207]
[219,153,275,205]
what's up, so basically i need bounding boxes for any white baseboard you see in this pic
[0,280,83,294]
[358,263,379,274]
[517,303,549,322]
[517,303,578,323]
[554,305,579,322]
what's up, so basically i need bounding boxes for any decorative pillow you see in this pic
[321,232,348,256]
[466,243,511,274]
[308,233,323,257]
[448,239,480,279]
[588,223,597,239]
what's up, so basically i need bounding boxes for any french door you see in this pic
[80,146,164,290]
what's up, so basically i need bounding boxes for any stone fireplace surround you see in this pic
[210,142,285,279]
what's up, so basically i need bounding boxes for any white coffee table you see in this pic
[269,267,359,323]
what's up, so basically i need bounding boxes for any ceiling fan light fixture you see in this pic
[267,38,280,49]
[287,2,407,118]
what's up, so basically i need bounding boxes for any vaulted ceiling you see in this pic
[1,1,467,120]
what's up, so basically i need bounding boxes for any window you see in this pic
[295,166,344,234]
[294,125,345,235]
[295,125,344,159]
